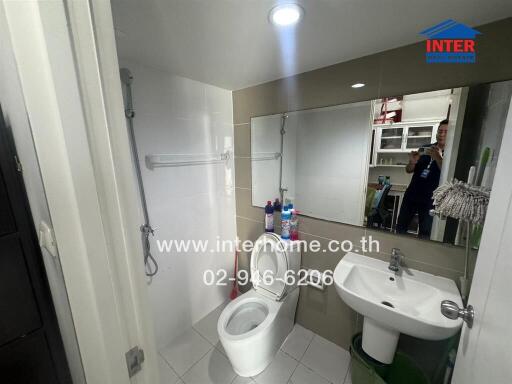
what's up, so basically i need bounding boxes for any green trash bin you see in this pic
[350,333,430,384]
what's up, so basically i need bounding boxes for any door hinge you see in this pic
[14,155,22,173]
[125,346,145,377]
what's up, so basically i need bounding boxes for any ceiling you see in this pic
[111,0,512,90]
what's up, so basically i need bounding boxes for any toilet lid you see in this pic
[250,233,288,300]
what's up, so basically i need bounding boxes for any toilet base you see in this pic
[218,288,300,377]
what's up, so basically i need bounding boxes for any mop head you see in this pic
[432,180,490,225]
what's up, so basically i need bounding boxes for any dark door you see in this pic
[0,106,72,384]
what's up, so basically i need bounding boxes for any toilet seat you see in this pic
[250,233,289,300]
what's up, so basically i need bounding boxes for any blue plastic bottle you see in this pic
[281,205,291,240]
[264,201,274,232]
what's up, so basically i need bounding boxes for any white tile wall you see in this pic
[250,103,372,226]
[250,114,282,207]
[119,60,236,348]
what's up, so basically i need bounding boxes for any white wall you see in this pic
[251,115,282,206]
[250,113,299,206]
[119,60,236,348]
[282,114,298,203]
[374,89,451,122]
[252,103,372,226]
[0,4,85,383]
[401,89,451,121]
[292,103,372,225]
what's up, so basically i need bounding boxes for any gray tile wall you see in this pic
[233,17,512,349]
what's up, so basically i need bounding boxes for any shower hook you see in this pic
[141,223,158,277]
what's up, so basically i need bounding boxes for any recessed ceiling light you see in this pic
[270,4,304,27]
[351,83,365,88]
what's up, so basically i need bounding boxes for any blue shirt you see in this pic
[404,143,441,204]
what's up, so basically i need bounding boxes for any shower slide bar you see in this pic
[145,151,230,169]
[236,152,282,161]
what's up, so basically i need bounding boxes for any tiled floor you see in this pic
[159,303,352,384]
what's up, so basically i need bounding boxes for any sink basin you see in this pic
[334,252,462,364]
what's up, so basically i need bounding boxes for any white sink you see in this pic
[334,252,462,364]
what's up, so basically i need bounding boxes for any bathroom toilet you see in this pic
[217,233,301,377]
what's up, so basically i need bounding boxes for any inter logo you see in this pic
[420,19,481,63]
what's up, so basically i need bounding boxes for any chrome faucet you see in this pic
[388,248,402,273]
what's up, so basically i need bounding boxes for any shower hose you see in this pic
[121,67,159,277]
[141,224,158,277]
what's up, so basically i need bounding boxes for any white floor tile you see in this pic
[182,348,237,384]
[161,328,213,376]
[343,366,352,384]
[231,375,255,384]
[214,340,227,357]
[300,335,350,384]
[158,355,180,384]
[288,363,331,384]
[281,324,314,360]
[253,350,299,384]
[193,302,227,345]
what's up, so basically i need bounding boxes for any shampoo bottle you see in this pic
[264,201,274,232]
[281,205,291,240]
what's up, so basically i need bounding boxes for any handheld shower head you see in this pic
[120,68,133,85]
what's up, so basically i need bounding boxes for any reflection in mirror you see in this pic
[252,102,372,226]
[251,80,511,245]
[368,89,456,241]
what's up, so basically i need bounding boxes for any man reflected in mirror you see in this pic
[396,119,448,238]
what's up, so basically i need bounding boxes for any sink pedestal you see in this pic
[362,317,399,364]
[334,253,464,365]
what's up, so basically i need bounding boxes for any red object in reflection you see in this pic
[374,97,403,124]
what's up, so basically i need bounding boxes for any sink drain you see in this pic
[381,301,395,308]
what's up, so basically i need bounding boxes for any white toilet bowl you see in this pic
[218,287,299,376]
[217,233,301,377]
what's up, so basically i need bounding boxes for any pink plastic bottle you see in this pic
[290,206,299,241]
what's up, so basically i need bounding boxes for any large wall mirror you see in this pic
[251,80,512,245]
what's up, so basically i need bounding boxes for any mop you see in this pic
[454,148,492,246]
[432,180,490,225]
[432,179,490,300]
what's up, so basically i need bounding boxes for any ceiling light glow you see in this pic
[351,83,365,88]
[270,4,303,26]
